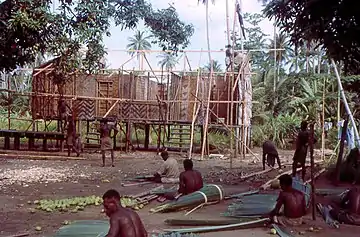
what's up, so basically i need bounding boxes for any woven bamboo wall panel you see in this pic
[119,102,164,120]
[73,99,95,120]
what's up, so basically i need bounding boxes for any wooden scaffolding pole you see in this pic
[200,0,214,160]
[188,50,204,159]
[229,1,238,165]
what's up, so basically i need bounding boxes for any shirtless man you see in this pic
[66,115,80,157]
[98,119,118,167]
[58,97,67,132]
[178,159,203,195]
[103,189,147,237]
[153,151,180,184]
[262,140,282,170]
[269,174,307,226]
[330,187,360,226]
[292,121,310,180]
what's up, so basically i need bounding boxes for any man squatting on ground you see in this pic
[269,174,307,226]
[65,115,82,157]
[329,187,360,226]
[153,151,180,184]
[98,118,118,167]
[103,189,147,237]
[262,140,282,170]
[162,159,204,201]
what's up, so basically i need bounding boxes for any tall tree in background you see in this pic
[126,30,152,58]
[0,0,194,77]
[262,0,360,75]
[241,13,269,70]
[157,53,179,72]
[126,30,152,69]
[204,60,222,72]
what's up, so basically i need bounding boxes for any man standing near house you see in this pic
[58,97,68,132]
[66,115,80,157]
[269,174,307,226]
[98,118,118,167]
[153,151,180,184]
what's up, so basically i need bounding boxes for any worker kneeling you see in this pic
[269,174,307,226]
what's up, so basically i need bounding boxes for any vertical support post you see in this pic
[335,119,348,183]
[86,120,90,144]
[144,124,150,149]
[332,59,360,147]
[157,124,161,151]
[7,76,11,130]
[309,123,316,221]
[125,122,131,152]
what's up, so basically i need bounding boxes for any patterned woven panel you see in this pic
[119,102,163,120]
[73,99,95,120]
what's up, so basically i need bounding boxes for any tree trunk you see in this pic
[306,42,310,73]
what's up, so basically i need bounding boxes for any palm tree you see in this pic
[204,60,222,72]
[157,53,179,71]
[268,33,292,68]
[126,30,152,69]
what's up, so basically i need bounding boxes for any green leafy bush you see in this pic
[252,113,302,149]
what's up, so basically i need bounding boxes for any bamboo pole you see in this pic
[331,59,360,147]
[191,92,259,160]
[200,0,214,160]
[143,54,161,84]
[188,50,204,159]
[2,89,246,104]
[228,1,238,166]
[33,63,53,76]
[321,76,326,160]
[102,48,285,53]
[103,100,120,118]
[309,123,316,220]
[7,77,11,129]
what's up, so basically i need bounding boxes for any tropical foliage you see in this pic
[241,11,360,148]
[262,0,360,75]
[0,0,194,76]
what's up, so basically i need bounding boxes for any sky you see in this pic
[103,0,274,71]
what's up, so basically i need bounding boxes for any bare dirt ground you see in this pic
[0,148,359,237]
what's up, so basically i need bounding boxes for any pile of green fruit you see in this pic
[29,195,103,213]
[27,195,147,213]
[120,196,145,210]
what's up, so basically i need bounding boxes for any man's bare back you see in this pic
[179,169,203,195]
[270,174,306,222]
[279,189,306,218]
